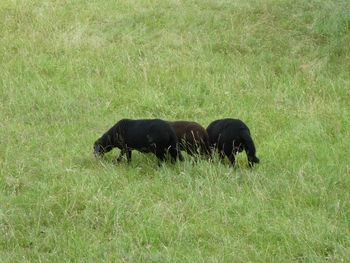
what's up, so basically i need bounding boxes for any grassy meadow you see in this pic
[1,0,350,261]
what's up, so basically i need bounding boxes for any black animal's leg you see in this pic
[176,148,184,163]
[219,151,226,163]
[178,150,184,162]
[156,150,166,167]
[116,149,125,163]
[169,144,184,163]
[227,154,236,167]
[216,141,225,162]
[216,138,227,163]
[223,144,236,166]
[126,150,132,163]
[168,147,177,163]
[178,142,185,161]
[173,141,184,160]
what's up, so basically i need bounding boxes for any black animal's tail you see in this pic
[241,129,259,166]
[169,132,184,162]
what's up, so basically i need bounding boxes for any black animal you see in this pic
[167,121,210,157]
[206,118,260,167]
[94,119,184,166]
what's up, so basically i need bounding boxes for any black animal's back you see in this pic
[120,119,174,150]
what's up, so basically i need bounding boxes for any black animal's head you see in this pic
[94,122,123,157]
[93,134,114,157]
[93,140,105,157]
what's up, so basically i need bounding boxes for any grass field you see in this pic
[1,0,350,261]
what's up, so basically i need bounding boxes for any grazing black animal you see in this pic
[206,118,260,167]
[167,121,210,156]
[94,119,184,166]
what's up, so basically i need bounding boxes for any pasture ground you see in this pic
[1,0,349,261]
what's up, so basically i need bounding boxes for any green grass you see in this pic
[1,0,349,261]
